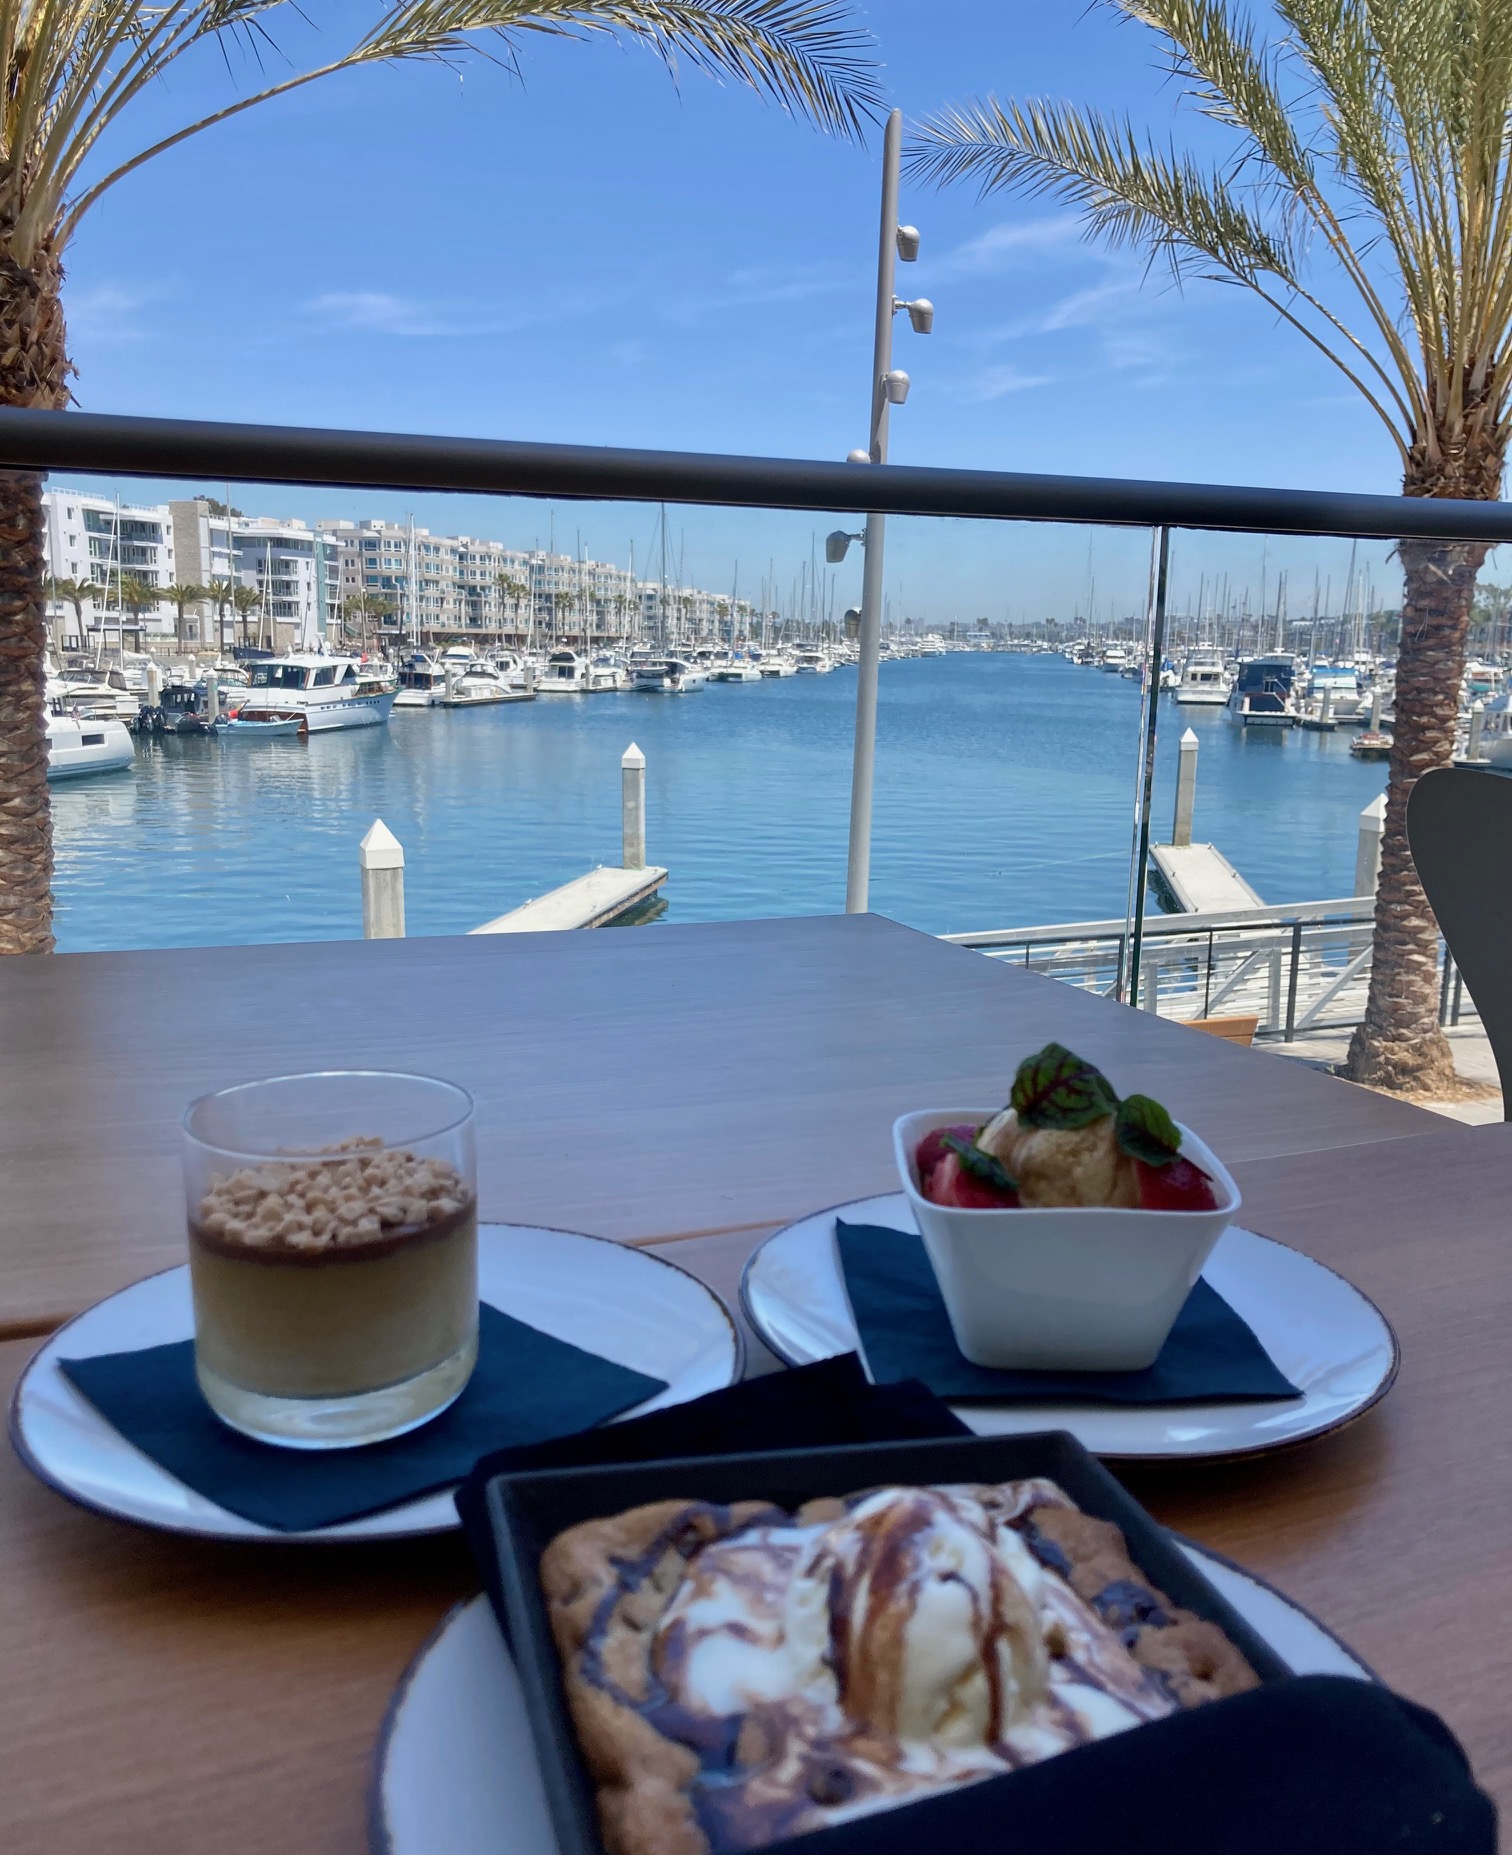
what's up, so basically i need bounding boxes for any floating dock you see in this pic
[469,864,668,934]
[1149,843,1264,914]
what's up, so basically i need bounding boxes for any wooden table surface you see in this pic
[2,918,1504,1852]
[0,914,1438,1337]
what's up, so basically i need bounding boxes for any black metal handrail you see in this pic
[3,407,1512,543]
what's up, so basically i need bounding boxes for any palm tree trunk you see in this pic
[1344,522,1489,1092]
[0,224,72,955]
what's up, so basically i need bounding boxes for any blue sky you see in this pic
[55,0,1435,620]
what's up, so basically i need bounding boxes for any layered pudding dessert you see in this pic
[541,1477,1256,1855]
[917,1042,1221,1211]
[189,1136,477,1402]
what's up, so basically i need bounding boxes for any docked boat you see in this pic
[541,649,590,693]
[794,648,832,674]
[1100,645,1133,673]
[587,654,631,692]
[1350,730,1393,761]
[1174,646,1231,706]
[236,653,396,732]
[215,715,304,739]
[46,712,134,779]
[1478,691,1512,767]
[48,663,142,720]
[437,660,511,706]
[713,659,763,683]
[759,654,798,677]
[394,660,446,709]
[1229,655,1298,727]
[633,656,705,693]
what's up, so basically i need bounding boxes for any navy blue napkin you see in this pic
[59,1302,667,1532]
[765,1675,1493,1855]
[837,1219,1300,1404]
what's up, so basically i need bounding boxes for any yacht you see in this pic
[541,649,589,693]
[236,653,396,732]
[436,660,511,706]
[1479,691,1512,767]
[1174,646,1231,706]
[713,658,763,684]
[47,711,134,779]
[49,663,142,719]
[1100,645,1134,673]
[587,654,631,692]
[794,648,832,674]
[759,654,798,677]
[1228,655,1298,727]
[394,660,445,709]
[633,655,705,692]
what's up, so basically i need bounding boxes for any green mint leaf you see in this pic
[1115,1094,1181,1166]
[1009,1043,1119,1130]
[942,1134,1017,1193]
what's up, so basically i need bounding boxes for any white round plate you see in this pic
[369,1541,1371,1855]
[739,1195,1397,1460]
[9,1224,742,1543]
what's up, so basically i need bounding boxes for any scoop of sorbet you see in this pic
[976,1108,1139,1209]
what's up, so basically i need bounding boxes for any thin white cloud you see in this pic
[967,363,1055,401]
[937,216,1087,277]
[663,264,846,325]
[303,291,535,339]
[68,284,165,344]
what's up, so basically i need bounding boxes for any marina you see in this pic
[49,651,1396,954]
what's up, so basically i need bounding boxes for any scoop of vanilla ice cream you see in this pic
[976,1107,1139,1207]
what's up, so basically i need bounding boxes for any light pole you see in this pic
[843,106,932,913]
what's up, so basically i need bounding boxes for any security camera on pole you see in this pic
[835,107,932,913]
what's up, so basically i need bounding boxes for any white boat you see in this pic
[1100,645,1133,673]
[587,654,631,692]
[47,712,134,779]
[794,648,832,674]
[215,715,304,739]
[48,663,141,719]
[436,660,511,706]
[1174,646,1232,706]
[760,654,798,677]
[540,649,589,693]
[633,656,705,692]
[236,653,396,732]
[712,659,763,683]
[1480,691,1512,766]
[394,660,445,709]
[1228,654,1299,727]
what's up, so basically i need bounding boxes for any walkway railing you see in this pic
[946,898,1470,1041]
[6,406,1509,1003]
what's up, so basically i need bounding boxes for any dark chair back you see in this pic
[1406,765,1512,1115]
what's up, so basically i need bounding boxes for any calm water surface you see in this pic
[51,655,1388,952]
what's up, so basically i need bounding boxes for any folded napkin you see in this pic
[763,1675,1494,1855]
[456,1354,970,1610]
[837,1219,1300,1404]
[60,1302,667,1532]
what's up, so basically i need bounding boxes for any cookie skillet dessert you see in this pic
[540,1478,1258,1855]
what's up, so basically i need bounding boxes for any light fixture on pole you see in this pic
[826,530,864,564]
[844,108,933,914]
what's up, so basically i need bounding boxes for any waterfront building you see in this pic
[170,502,341,651]
[41,490,177,646]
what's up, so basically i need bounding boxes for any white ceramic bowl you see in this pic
[892,1110,1241,1371]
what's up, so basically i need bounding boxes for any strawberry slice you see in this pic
[1135,1155,1219,1212]
[915,1123,983,1178]
[924,1150,1021,1209]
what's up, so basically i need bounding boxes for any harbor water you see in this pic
[51,654,1390,952]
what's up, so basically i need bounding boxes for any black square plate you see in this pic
[478,1430,1292,1855]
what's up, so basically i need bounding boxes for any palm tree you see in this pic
[343,589,395,651]
[203,578,237,656]
[0,2,878,955]
[114,574,158,650]
[230,584,262,651]
[45,575,99,651]
[910,0,1512,1095]
[161,581,208,650]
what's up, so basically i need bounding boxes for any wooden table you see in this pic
[2,918,1504,1852]
[0,914,1436,1337]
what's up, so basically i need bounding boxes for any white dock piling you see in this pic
[1369,686,1384,732]
[1172,728,1198,848]
[359,819,406,939]
[1320,686,1332,723]
[1468,700,1486,763]
[1355,792,1386,899]
[204,671,219,722]
[622,742,646,871]
[146,662,162,707]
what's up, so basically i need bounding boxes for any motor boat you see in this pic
[1174,647,1231,705]
[236,653,396,732]
[633,656,706,692]
[587,654,631,692]
[1228,655,1298,727]
[541,649,589,693]
[712,659,763,683]
[47,712,134,779]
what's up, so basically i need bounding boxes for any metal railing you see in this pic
[8,405,1508,1003]
[946,898,1473,1041]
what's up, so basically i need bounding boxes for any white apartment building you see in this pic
[170,502,341,650]
[42,490,176,644]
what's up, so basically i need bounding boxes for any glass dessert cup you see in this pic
[183,1071,478,1448]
